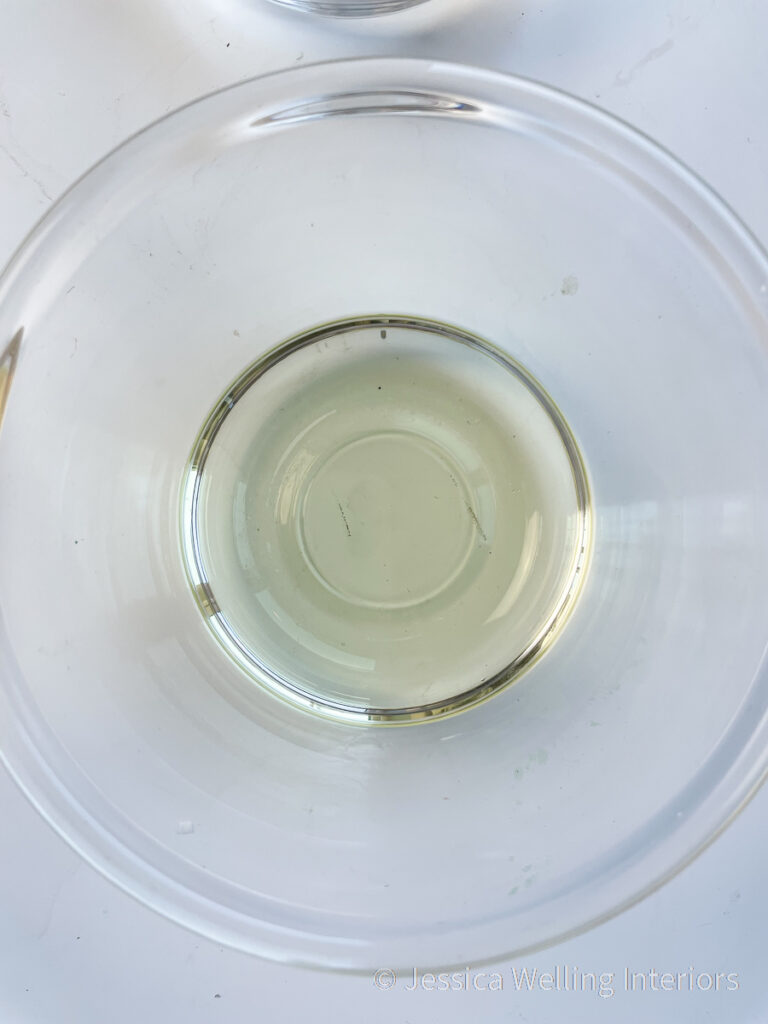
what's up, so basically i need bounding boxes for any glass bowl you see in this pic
[1,58,768,970]
[266,0,429,16]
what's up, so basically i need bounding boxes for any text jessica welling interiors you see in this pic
[373,964,740,997]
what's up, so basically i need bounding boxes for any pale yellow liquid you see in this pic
[183,318,589,721]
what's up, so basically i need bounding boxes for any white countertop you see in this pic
[1,1,766,1020]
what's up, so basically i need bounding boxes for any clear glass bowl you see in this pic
[266,0,429,16]
[182,313,592,722]
[1,58,768,969]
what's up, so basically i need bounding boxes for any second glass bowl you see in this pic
[1,58,768,969]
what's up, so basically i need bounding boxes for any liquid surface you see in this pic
[182,317,590,721]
